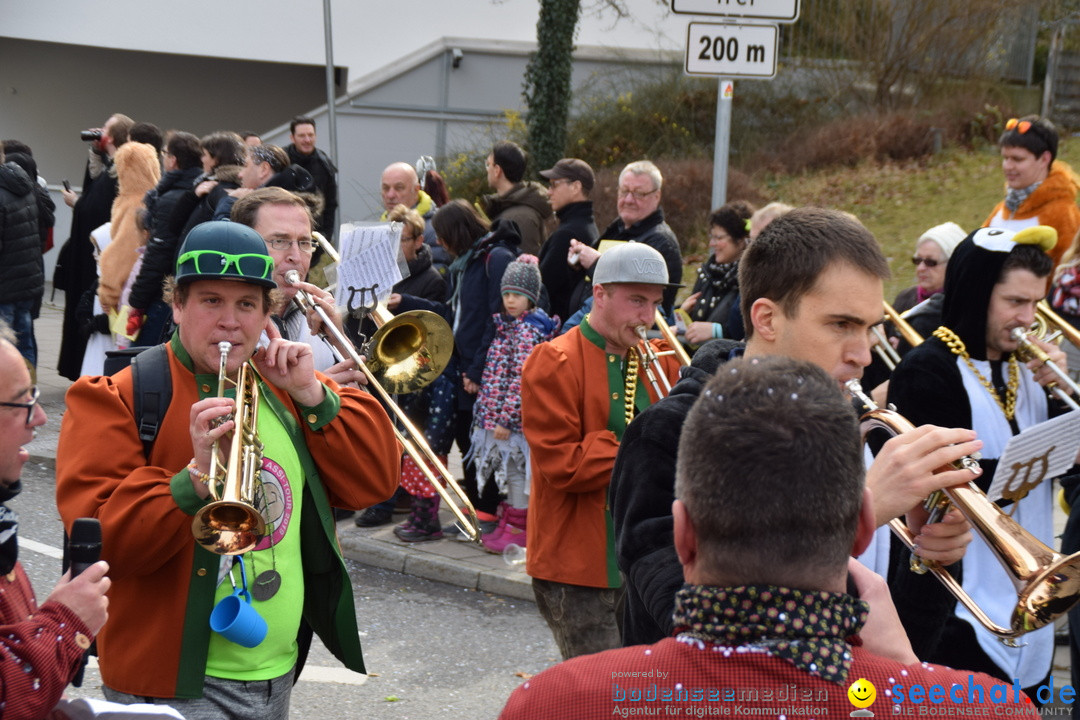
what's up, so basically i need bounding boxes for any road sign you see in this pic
[685,22,778,78]
[672,0,799,22]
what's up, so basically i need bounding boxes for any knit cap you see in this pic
[501,254,542,305]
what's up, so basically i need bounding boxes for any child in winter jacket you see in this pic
[470,255,558,553]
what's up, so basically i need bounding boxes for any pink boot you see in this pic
[481,501,510,545]
[483,506,526,554]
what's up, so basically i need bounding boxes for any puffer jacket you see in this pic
[0,161,43,304]
[98,142,160,311]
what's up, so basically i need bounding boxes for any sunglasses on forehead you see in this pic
[177,249,274,279]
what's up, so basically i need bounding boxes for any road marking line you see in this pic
[20,537,63,560]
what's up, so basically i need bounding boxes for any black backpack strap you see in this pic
[131,343,172,458]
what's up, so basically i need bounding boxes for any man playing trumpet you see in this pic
[521,241,681,659]
[55,221,401,718]
[888,226,1069,701]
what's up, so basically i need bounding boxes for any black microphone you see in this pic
[68,518,102,578]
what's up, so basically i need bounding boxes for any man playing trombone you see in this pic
[888,225,1071,702]
[55,221,401,719]
[521,242,681,659]
[231,186,362,388]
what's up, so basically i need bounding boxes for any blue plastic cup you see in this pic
[210,587,267,648]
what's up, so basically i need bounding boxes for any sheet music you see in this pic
[335,222,404,306]
[987,409,1080,502]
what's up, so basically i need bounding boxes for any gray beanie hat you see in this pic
[501,254,542,305]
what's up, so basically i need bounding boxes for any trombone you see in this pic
[875,301,925,371]
[192,341,269,555]
[629,310,691,399]
[285,271,482,543]
[847,378,1080,645]
[1011,328,1080,411]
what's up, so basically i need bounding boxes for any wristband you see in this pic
[187,459,211,485]
[712,323,723,339]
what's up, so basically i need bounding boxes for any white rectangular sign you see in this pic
[673,0,798,22]
[685,22,778,78]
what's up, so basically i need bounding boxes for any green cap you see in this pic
[175,221,276,289]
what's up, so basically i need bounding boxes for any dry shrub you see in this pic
[757,112,938,174]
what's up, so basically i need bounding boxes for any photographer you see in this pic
[56,113,133,381]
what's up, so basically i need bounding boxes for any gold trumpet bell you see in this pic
[365,310,454,394]
[193,502,268,556]
[1017,559,1080,634]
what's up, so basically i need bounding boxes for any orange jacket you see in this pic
[984,161,1080,270]
[56,338,400,698]
[522,319,680,588]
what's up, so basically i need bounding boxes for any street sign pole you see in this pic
[712,79,732,208]
[673,0,798,210]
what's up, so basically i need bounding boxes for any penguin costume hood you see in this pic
[940,225,1057,360]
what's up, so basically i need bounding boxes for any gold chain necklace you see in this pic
[932,326,1019,420]
[624,347,640,426]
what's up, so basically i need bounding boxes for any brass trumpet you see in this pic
[192,341,269,555]
[847,378,1080,645]
[285,272,482,543]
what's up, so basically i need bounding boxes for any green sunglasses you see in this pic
[177,249,274,279]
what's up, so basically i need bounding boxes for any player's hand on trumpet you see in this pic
[866,424,982,528]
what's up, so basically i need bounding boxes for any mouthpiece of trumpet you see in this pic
[635,326,649,340]
[285,270,300,285]
[218,341,232,354]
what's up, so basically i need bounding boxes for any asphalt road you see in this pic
[15,459,560,719]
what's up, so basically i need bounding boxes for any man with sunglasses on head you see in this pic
[55,221,400,719]
[984,115,1080,270]
[567,160,682,317]
[0,319,111,719]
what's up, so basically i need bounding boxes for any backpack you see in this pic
[104,344,172,458]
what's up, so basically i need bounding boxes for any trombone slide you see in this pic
[286,273,482,543]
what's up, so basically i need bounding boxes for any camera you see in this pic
[80,129,103,142]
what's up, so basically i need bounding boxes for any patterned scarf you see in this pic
[672,584,869,685]
[0,481,22,575]
[691,258,739,320]
[1005,180,1042,213]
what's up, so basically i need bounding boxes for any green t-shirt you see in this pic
[205,389,306,681]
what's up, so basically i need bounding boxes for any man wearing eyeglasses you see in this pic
[0,320,112,719]
[537,158,599,323]
[232,187,362,388]
[55,221,401,718]
[984,115,1080,270]
[568,160,683,316]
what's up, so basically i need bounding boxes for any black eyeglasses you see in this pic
[911,256,940,268]
[0,386,39,425]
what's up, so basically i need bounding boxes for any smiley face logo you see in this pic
[847,678,876,709]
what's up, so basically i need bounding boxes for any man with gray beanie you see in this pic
[520,241,681,659]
